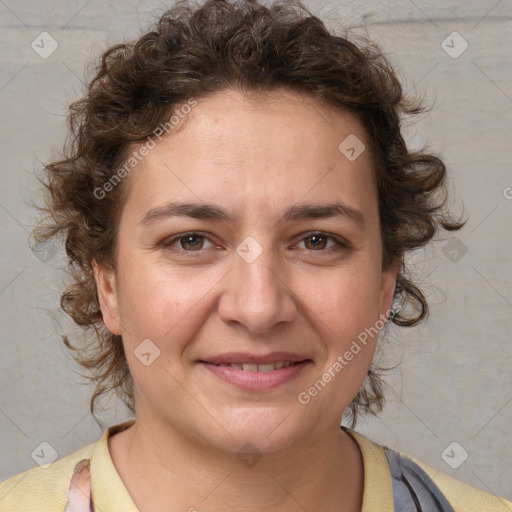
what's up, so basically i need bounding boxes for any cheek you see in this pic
[303,265,383,333]
[115,268,209,398]
[293,271,384,419]
[302,266,384,394]
[115,259,218,347]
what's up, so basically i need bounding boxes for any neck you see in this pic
[109,416,364,512]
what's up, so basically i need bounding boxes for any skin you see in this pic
[95,87,400,512]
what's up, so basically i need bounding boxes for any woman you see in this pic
[1,0,510,510]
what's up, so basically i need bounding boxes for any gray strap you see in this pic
[385,449,455,512]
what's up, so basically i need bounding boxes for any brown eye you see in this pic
[179,234,205,251]
[162,232,215,254]
[304,234,328,250]
[295,232,350,253]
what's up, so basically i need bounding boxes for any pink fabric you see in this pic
[64,459,94,512]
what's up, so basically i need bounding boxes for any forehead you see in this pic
[172,87,370,163]
[122,87,377,224]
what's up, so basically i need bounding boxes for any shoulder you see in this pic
[408,454,512,512]
[346,428,512,512]
[0,442,95,512]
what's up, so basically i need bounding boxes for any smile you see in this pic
[200,359,311,391]
[213,361,299,372]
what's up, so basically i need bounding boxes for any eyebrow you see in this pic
[140,201,365,227]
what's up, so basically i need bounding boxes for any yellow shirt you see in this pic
[1,420,511,511]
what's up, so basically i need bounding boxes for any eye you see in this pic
[295,232,350,252]
[161,230,351,256]
[162,232,216,253]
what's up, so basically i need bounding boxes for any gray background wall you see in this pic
[1,0,511,501]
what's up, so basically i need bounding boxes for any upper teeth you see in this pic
[216,361,295,372]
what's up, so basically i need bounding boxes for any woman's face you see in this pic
[96,88,398,453]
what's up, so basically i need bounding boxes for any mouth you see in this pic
[204,361,307,372]
[198,353,312,390]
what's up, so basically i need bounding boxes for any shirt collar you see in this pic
[90,419,138,511]
[345,427,394,512]
[90,420,393,512]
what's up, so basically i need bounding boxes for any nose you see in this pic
[217,243,298,334]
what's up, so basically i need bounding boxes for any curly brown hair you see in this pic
[33,0,465,427]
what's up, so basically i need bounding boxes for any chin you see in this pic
[207,406,311,456]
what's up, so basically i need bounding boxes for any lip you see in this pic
[200,351,309,365]
[198,352,312,391]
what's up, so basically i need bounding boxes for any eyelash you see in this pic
[161,231,351,256]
